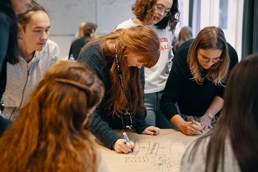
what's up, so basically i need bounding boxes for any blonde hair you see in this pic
[188,26,229,85]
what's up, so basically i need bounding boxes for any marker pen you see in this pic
[123,132,133,153]
[189,116,203,134]
[123,132,130,143]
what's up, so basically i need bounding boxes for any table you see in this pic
[97,129,198,172]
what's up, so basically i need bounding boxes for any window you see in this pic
[176,0,243,60]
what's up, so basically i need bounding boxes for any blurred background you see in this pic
[37,0,257,61]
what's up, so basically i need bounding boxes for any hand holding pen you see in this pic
[189,116,203,135]
[123,132,134,152]
[112,132,134,154]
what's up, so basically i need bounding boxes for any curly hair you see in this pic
[132,0,180,30]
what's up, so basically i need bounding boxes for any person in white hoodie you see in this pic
[1,1,59,120]
[116,0,179,127]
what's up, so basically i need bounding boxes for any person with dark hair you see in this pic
[116,0,180,128]
[1,1,59,121]
[181,53,258,172]
[160,26,238,135]
[0,0,31,136]
[0,61,108,172]
[78,25,161,154]
[69,22,97,60]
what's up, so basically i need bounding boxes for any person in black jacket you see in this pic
[68,22,97,60]
[0,0,31,136]
[78,25,161,154]
[160,26,238,135]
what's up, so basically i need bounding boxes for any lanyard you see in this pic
[115,46,132,129]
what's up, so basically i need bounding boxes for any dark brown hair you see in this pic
[132,0,180,30]
[18,1,47,30]
[82,22,97,36]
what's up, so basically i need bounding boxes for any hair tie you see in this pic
[54,78,91,96]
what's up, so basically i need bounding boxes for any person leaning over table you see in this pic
[160,26,238,136]
[181,53,258,172]
[78,25,161,154]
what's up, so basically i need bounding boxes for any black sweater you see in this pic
[78,44,150,149]
[160,39,238,119]
[68,35,91,60]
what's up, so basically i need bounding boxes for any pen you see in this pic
[191,119,199,126]
[123,132,133,153]
[189,117,203,134]
[123,132,130,143]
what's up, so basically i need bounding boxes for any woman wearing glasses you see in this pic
[160,26,238,135]
[181,54,258,172]
[116,0,180,128]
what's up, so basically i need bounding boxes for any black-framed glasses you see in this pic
[155,3,171,17]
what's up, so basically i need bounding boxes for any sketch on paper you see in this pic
[98,130,197,172]
[121,133,194,172]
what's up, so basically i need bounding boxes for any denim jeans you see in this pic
[144,91,175,128]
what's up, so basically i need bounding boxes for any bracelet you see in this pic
[205,112,214,119]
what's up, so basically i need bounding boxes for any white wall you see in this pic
[38,0,243,59]
[37,0,134,59]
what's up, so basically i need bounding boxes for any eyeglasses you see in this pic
[199,56,223,63]
[155,3,171,17]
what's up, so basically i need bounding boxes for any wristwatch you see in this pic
[206,112,214,119]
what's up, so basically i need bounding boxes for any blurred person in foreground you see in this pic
[0,61,108,172]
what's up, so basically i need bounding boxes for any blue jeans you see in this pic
[144,91,175,128]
